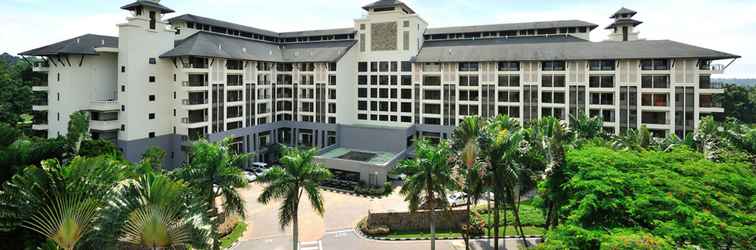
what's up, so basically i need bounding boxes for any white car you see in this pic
[447,192,468,207]
[252,162,268,169]
[244,171,257,182]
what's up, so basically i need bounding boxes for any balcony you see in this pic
[710,64,725,74]
[641,111,669,125]
[31,79,48,91]
[32,61,49,72]
[89,100,120,111]
[90,120,119,131]
[32,104,48,111]
[32,124,49,131]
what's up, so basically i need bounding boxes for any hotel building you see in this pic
[21,0,739,184]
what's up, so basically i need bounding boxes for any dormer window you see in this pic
[374,7,395,12]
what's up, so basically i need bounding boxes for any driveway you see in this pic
[237,183,408,242]
[234,183,539,250]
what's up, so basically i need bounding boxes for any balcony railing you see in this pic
[699,81,722,89]
[182,62,208,69]
[182,81,208,87]
[182,98,208,105]
[181,117,208,124]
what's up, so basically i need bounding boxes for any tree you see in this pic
[175,138,249,250]
[141,146,167,171]
[537,146,755,249]
[720,84,755,124]
[79,139,122,159]
[529,117,569,230]
[568,114,604,143]
[612,125,651,151]
[97,170,210,249]
[66,111,89,154]
[479,115,529,249]
[257,147,332,250]
[393,140,456,250]
[0,61,35,127]
[450,116,486,250]
[0,156,132,249]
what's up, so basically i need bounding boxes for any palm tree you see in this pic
[569,113,604,142]
[479,115,528,249]
[612,125,652,151]
[175,137,250,250]
[110,171,210,249]
[0,156,130,249]
[530,117,569,230]
[257,147,333,250]
[393,139,456,250]
[451,116,486,250]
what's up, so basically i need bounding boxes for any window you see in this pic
[390,62,398,72]
[149,76,155,83]
[329,63,337,71]
[401,75,412,85]
[423,76,441,86]
[459,75,479,86]
[641,75,670,88]
[149,95,156,101]
[149,132,156,138]
[135,6,142,16]
[358,76,368,85]
[149,58,156,64]
[542,75,566,87]
[498,61,520,71]
[370,62,378,72]
[121,105,125,111]
[542,61,566,71]
[379,62,389,72]
[589,75,614,88]
[121,66,125,73]
[401,61,412,72]
[459,62,479,72]
[149,113,155,119]
[497,75,520,87]
[149,11,156,30]
[589,60,615,71]
[641,59,670,70]
[121,85,126,92]
[120,124,125,131]
[403,20,410,27]
[57,73,60,82]
[358,62,368,72]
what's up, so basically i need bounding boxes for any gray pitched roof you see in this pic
[19,34,118,56]
[611,7,637,18]
[413,36,740,62]
[605,19,643,29]
[169,14,356,39]
[160,32,356,62]
[169,14,279,37]
[279,28,355,38]
[425,20,599,35]
[121,0,174,14]
[362,0,416,14]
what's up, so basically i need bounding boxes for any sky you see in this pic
[1,0,754,78]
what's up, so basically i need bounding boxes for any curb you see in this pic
[360,232,544,241]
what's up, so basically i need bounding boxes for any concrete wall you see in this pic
[338,124,412,153]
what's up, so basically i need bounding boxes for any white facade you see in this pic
[26,0,735,169]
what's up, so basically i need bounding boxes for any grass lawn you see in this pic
[220,221,247,248]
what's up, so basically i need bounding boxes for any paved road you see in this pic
[235,183,539,250]
[234,229,539,250]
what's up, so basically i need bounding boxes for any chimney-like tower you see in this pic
[607,7,642,42]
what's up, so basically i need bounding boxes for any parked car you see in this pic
[244,171,257,182]
[447,192,468,207]
[252,162,268,169]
